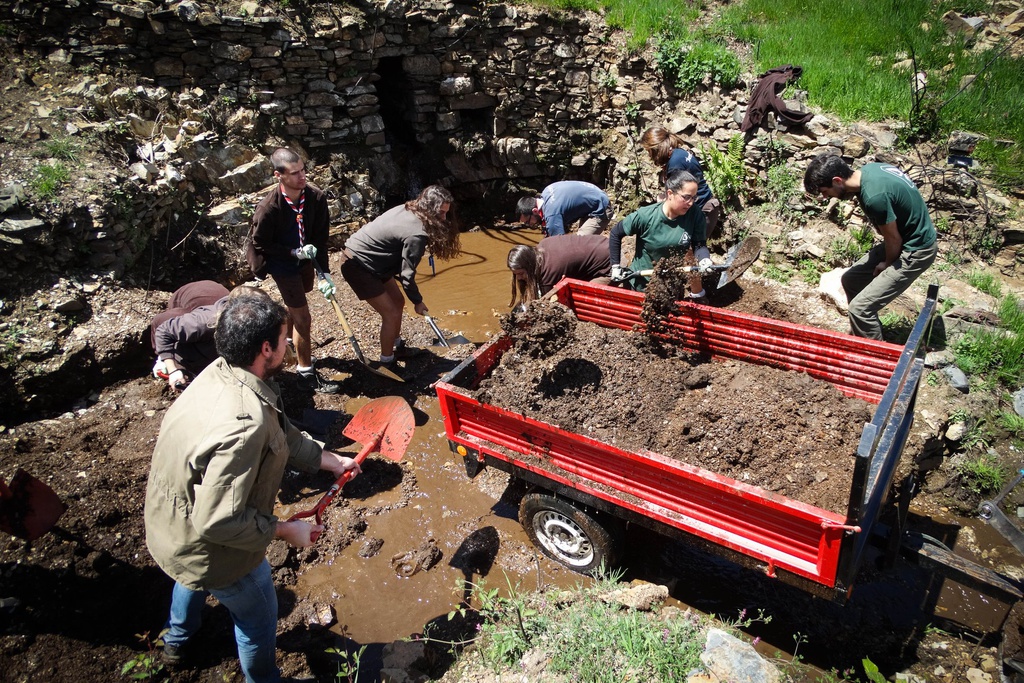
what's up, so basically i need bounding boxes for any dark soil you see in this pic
[477,297,872,513]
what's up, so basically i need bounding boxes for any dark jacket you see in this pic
[251,184,330,276]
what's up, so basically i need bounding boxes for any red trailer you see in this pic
[435,280,1018,603]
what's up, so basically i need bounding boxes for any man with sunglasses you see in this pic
[607,169,712,295]
[804,154,936,340]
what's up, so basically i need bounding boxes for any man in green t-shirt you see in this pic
[804,154,937,340]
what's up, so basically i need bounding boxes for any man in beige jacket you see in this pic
[144,290,359,683]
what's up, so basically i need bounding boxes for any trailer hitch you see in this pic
[978,468,1024,557]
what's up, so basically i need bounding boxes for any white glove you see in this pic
[293,244,317,260]
[152,359,168,379]
[610,265,627,282]
[698,258,714,275]
[317,274,336,299]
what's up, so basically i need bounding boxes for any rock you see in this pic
[924,349,955,368]
[945,420,967,442]
[380,640,434,683]
[54,298,85,313]
[1014,388,1024,417]
[600,581,668,611]
[0,184,25,214]
[818,268,849,313]
[965,667,992,683]
[942,366,970,392]
[701,628,780,683]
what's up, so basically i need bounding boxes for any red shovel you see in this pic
[0,469,67,541]
[287,396,414,541]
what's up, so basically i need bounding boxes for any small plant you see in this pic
[996,410,1024,438]
[325,644,366,682]
[797,259,822,286]
[952,292,1024,388]
[654,34,741,92]
[764,262,792,284]
[623,101,641,121]
[862,657,887,683]
[955,451,1006,495]
[965,269,1002,298]
[30,162,71,199]
[700,135,745,203]
[764,162,802,208]
[43,137,80,162]
[120,631,165,680]
[880,311,914,343]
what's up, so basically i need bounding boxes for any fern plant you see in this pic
[700,135,746,203]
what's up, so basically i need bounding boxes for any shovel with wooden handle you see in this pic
[0,469,67,541]
[424,315,471,348]
[287,396,414,542]
[311,259,404,383]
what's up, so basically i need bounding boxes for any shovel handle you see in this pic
[424,315,452,348]
[310,258,370,365]
[286,430,383,541]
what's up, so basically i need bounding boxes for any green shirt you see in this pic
[621,202,706,291]
[859,163,936,251]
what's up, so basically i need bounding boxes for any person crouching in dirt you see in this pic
[507,234,611,310]
[338,185,461,372]
[609,169,715,296]
[149,280,229,390]
[144,290,361,683]
[150,283,288,391]
[803,153,937,341]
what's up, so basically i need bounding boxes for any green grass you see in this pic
[965,269,1003,298]
[451,571,709,680]
[30,162,71,199]
[42,137,80,162]
[952,292,1024,388]
[996,410,1024,438]
[955,451,1006,495]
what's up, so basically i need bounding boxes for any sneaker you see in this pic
[394,339,426,359]
[161,643,183,667]
[297,368,343,395]
[687,289,707,299]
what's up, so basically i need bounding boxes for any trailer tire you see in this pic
[519,494,618,574]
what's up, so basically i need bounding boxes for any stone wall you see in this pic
[6,0,643,190]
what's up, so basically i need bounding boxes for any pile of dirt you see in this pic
[476,298,874,513]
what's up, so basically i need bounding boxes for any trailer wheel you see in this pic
[519,494,618,573]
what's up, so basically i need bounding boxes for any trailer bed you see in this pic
[436,280,937,598]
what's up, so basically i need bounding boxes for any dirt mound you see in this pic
[476,299,872,513]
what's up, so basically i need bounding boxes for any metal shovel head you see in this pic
[425,315,471,347]
[0,469,67,541]
[717,236,762,289]
[342,396,415,462]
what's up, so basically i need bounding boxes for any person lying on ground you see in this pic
[507,233,611,309]
[516,180,612,236]
[144,290,360,683]
[608,169,714,296]
[338,185,461,371]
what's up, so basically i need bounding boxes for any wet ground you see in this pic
[1,226,1021,682]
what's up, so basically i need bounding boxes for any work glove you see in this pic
[610,265,632,283]
[168,369,188,391]
[698,258,715,275]
[292,244,317,260]
[317,273,336,300]
[152,359,168,379]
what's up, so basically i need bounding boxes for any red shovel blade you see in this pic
[343,395,414,463]
[0,469,67,541]
[287,396,415,537]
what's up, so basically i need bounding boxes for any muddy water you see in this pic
[294,227,1021,677]
[293,228,582,646]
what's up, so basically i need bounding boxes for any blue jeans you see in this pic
[163,559,280,683]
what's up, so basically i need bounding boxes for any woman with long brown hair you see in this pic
[639,126,721,239]
[338,185,461,368]
[507,234,610,310]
